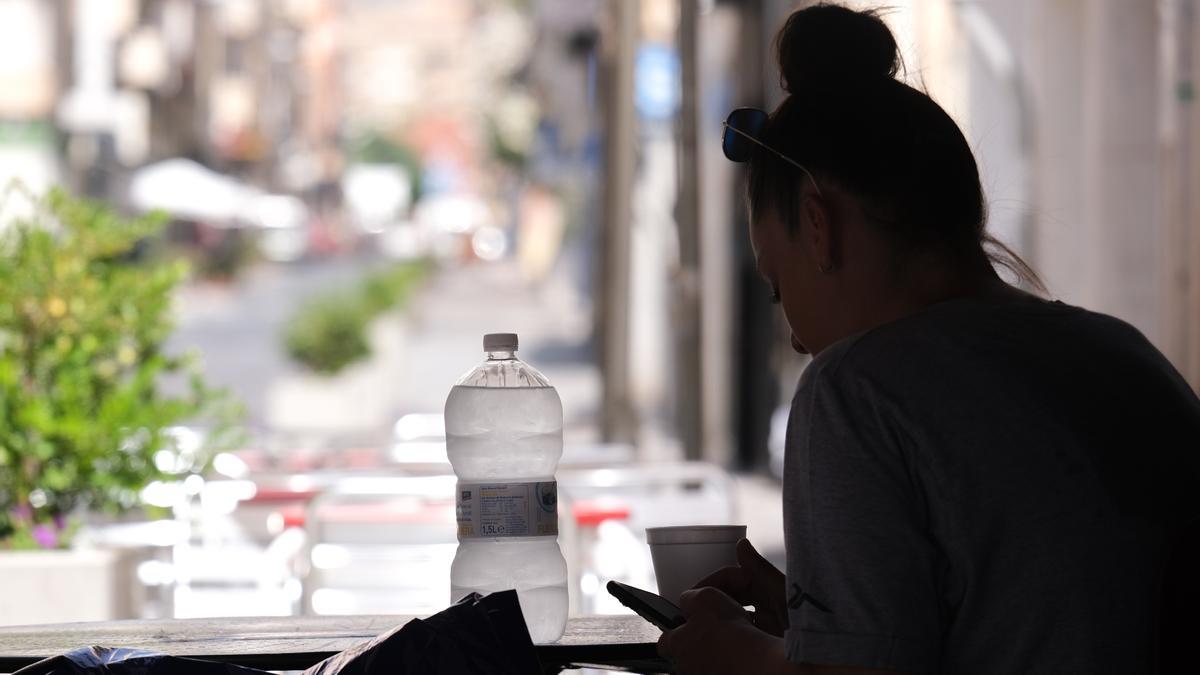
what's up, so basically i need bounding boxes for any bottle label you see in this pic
[456,480,558,538]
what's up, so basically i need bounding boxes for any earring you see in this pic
[818,262,834,274]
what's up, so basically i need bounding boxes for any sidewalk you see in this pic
[388,258,600,442]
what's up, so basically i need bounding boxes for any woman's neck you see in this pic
[827,247,1022,351]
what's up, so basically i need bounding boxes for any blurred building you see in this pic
[339,0,533,192]
[0,0,63,213]
[44,0,342,211]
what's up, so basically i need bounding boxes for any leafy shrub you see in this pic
[0,187,239,548]
[283,295,371,375]
[283,260,431,375]
[360,259,431,315]
[196,227,257,281]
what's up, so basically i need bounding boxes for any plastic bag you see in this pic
[303,590,541,675]
[15,591,541,675]
[13,647,262,675]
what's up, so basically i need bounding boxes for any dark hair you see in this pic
[748,3,1045,292]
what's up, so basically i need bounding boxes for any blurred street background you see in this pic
[1,0,1199,631]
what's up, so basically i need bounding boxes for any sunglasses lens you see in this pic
[722,108,768,162]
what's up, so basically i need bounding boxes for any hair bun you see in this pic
[776,4,900,92]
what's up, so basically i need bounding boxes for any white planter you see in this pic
[0,549,135,626]
[267,315,408,434]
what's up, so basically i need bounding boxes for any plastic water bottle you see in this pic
[446,333,568,643]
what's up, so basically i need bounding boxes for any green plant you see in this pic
[0,186,240,549]
[196,227,258,281]
[360,260,431,316]
[283,294,371,375]
[283,260,431,375]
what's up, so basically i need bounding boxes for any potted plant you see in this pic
[271,261,430,432]
[0,187,238,622]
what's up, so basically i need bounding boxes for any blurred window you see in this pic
[225,38,247,74]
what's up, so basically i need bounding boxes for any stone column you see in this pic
[1079,0,1162,342]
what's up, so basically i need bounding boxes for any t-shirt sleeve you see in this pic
[783,360,944,673]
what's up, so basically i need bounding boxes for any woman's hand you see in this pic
[691,538,788,636]
[657,586,788,675]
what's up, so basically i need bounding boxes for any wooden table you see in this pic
[0,615,669,674]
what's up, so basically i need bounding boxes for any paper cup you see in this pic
[646,525,747,605]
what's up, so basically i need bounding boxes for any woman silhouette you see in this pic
[657,3,1200,674]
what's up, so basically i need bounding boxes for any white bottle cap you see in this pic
[483,333,519,351]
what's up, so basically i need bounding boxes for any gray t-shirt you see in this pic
[783,296,1200,674]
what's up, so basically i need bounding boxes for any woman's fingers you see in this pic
[656,626,675,658]
[690,539,782,608]
[693,565,751,596]
[736,538,786,594]
[736,538,776,574]
[679,586,749,621]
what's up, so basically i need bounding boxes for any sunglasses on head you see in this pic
[722,107,822,196]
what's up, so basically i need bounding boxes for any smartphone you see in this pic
[606,580,686,631]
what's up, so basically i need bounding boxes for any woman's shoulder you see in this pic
[807,292,1160,390]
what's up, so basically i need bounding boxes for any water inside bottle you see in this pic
[446,360,567,643]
